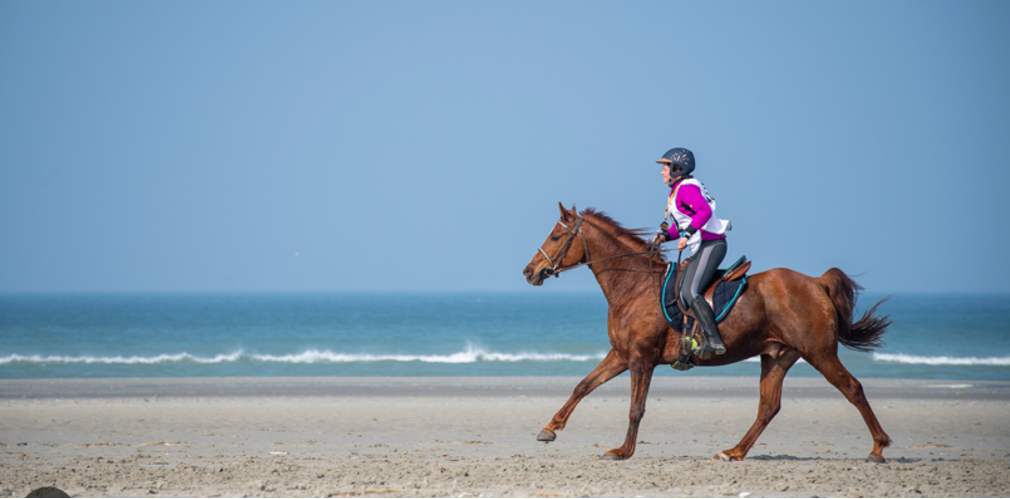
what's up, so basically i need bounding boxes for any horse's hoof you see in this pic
[601,453,623,461]
[866,454,886,463]
[711,452,733,462]
[536,430,557,442]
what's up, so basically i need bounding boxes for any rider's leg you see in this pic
[691,295,726,359]
[682,239,727,359]
[678,252,701,310]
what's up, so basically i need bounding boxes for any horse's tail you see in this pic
[818,268,892,352]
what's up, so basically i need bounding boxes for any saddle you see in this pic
[661,255,751,370]
[698,255,751,310]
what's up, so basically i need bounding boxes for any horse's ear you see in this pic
[558,202,577,222]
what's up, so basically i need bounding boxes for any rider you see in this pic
[651,147,730,359]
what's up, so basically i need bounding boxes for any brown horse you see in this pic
[522,203,892,462]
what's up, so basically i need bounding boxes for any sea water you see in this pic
[1,292,1008,380]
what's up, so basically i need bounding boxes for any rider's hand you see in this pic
[677,236,688,251]
[652,230,668,247]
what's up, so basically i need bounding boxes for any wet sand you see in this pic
[2,377,1009,497]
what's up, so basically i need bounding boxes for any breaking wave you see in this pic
[0,345,607,366]
[8,350,1006,368]
[741,353,1008,367]
[0,352,244,365]
[872,353,1010,366]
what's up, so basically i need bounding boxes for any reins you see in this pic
[554,249,661,275]
[539,215,663,277]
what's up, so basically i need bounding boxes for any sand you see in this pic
[1,376,1009,497]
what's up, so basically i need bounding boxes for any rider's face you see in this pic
[661,163,679,185]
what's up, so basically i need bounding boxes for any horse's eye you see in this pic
[550,236,560,242]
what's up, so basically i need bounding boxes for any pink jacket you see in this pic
[665,180,727,241]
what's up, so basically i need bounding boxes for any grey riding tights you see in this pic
[679,238,727,308]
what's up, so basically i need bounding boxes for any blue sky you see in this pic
[1,1,1008,293]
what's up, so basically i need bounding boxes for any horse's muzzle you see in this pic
[523,266,551,286]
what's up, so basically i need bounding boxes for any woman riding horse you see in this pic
[651,147,731,359]
[524,204,892,462]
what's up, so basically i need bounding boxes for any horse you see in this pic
[522,203,892,462]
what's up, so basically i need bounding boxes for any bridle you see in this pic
[536,215,662,279]
[537,216,587,278]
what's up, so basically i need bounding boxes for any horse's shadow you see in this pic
[747,454,923,463]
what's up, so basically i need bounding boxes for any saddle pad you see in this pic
[661,263,748,332]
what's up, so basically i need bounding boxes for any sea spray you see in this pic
[0,351,244,365]
[873,353,1010,366]
[0,345,608,366]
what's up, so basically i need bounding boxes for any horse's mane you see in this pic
[581,208,666,264]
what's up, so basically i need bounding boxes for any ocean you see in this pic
[1,291,1008,381]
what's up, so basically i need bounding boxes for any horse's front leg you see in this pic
[538,349,627,442]
[603,356,654,460]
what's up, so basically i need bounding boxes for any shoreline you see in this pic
[2,377,1009,497]
[2,376,1009,401]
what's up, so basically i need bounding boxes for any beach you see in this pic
[2,377,1009,498]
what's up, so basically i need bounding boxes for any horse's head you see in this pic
[523,203,588,286]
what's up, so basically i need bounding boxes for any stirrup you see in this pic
[692,341,716,360]
[672,336,697,371]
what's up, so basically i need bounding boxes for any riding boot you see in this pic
[690,296,727,360]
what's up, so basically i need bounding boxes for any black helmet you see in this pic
[656,147,695,176]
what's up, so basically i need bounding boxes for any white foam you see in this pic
[0,351,244,365]
[9,350,1006,368]
[0,345,607,366]
[873,353,1010,366]
[249,345,606,364]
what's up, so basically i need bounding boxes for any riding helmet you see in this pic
[656,147,695,176]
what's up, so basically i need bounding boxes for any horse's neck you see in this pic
[583,221,657,305]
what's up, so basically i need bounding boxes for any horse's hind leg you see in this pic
[805,352,892,462]
[538,349,627,442]
[716,350,799,461]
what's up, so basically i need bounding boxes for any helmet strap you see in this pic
[665,168,683,187]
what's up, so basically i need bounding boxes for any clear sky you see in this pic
[1,1,1008,293]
